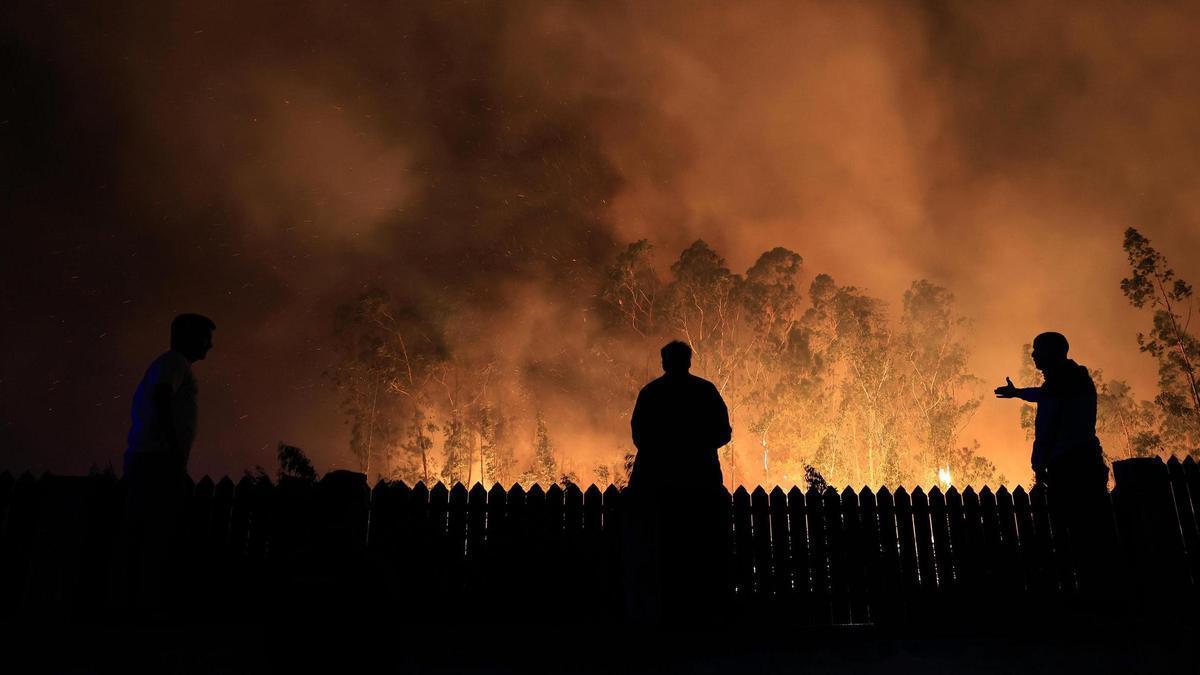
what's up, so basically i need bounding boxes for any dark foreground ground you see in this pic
[2,615,1195,675]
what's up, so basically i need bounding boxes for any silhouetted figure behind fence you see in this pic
[995,331,1114,596]
[117,313,215,615]
[625,340,732,623]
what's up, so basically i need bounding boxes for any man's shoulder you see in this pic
[639,376,668,394]
[638,373,719,394]
[149,350,193,382]
[1060,360,1094,391]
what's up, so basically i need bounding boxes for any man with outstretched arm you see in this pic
[994,331,1111,596]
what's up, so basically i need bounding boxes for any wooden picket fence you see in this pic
[0,456,1197,625]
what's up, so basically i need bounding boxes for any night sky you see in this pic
[3,1,1199,482]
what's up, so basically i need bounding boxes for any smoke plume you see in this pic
[3,1,1199,484]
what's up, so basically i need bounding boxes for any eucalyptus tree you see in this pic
[1121,227,1200,455]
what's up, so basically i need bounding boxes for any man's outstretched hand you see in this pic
[994,376,1019,399]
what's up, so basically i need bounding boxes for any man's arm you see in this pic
[710,384,732,448]
[994,376,1043,403]
[630,389,646,450]
[151,381,177,453]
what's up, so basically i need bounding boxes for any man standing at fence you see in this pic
[994,331,1112,596]
[626,340,732,623]
[118,313,215,615]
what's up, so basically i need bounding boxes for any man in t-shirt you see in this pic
[119,313,214,614]
[125,313,214,473]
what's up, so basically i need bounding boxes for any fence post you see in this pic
[313,470,370,614]
[367,479,408,605]
[1112,457,1190,613]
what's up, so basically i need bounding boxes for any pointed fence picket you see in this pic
[825,487,851,625]
[467,482,488,593]
[786,486,809,605]
[768,487,791,603]
[804,486,831,624]
[730,487,754,602]
[601,484,623,619]
[580,484,604,612]
[910,487,937,615]
[1012,486,1036,594]
[1028,483,1062,595]
[994,487,1023,598]
[873,486,902,624]
[857,487,884,623]
[927,487,954,595]
[978,488,1001,593]
[750,487,772,604]
[564,483,584,585]
[446,482,469,597]
[892,487,919,624]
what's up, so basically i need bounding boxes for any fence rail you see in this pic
[0,456,1197,624]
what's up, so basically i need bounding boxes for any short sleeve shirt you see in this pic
[126,350,198,461]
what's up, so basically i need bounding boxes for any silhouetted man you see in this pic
[119,313,214,614]
[625,340,732,622]
[995,331,1111,594]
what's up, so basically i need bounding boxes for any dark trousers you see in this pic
[116,452,188,615]
[1042,450,1114,597]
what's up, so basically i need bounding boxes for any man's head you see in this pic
[171,313,216,362]
[1031,331,1069,372]
[661,340,692,375]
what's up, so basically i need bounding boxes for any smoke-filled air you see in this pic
[3,1,1200,487]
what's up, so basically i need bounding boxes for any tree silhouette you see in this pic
[277,443,317,483]
[1121,227,1200,455]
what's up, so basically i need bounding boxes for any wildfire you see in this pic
[937,467,953,488]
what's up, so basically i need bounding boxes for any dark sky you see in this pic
[3,1,1199,481]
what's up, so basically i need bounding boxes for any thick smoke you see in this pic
[2,1,1198,483]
